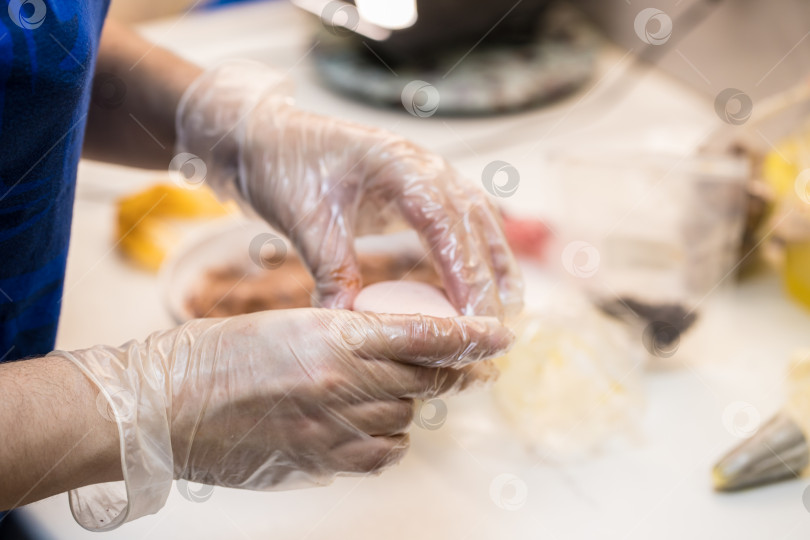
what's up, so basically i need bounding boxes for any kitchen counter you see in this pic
[19,1,810,538]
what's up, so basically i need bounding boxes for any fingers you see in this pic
[345,313,515,368]
[331,434,409,474]
[393,360,500,399]
[454,199,504,318]
[349,357,499,399]
[341,399,415,436]
[466,190,525,317]
[318,313,502,397]
[394,173,503,318]
[290,212,363,310]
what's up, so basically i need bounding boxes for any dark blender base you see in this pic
[311,2,598,116]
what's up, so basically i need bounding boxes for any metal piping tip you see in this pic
[713,411,809,492]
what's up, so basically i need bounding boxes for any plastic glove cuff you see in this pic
[49,345,173,532]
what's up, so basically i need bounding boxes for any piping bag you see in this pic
[713,350,810,491]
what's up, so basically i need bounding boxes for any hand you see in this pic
[167,310,509,487]
[53,308,513,530]
[176,61,524,318]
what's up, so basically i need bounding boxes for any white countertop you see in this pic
[20,1,810,538]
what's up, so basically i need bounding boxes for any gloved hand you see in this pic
[50,309,513,531]
[176,61,524,319]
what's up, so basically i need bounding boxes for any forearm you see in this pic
[0,356,121,510]
[83,19,202,169]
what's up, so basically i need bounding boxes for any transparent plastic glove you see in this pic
[176,61,524,319]
[49,308,512,531]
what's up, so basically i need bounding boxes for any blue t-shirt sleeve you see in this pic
[0,0,110,361]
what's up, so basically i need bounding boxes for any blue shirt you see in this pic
[0,0,109,361]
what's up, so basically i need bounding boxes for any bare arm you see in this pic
[83,19,202,169]
[2,18,193,515]
[0,356,121,510]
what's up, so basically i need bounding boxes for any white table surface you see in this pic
[19,1,810,538]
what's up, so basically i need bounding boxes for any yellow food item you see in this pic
[117,183,235,271]
[762,139,802,199]
[784,242,810,309]
[762,129,810,308]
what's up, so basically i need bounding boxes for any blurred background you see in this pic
[8,0,810,539]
